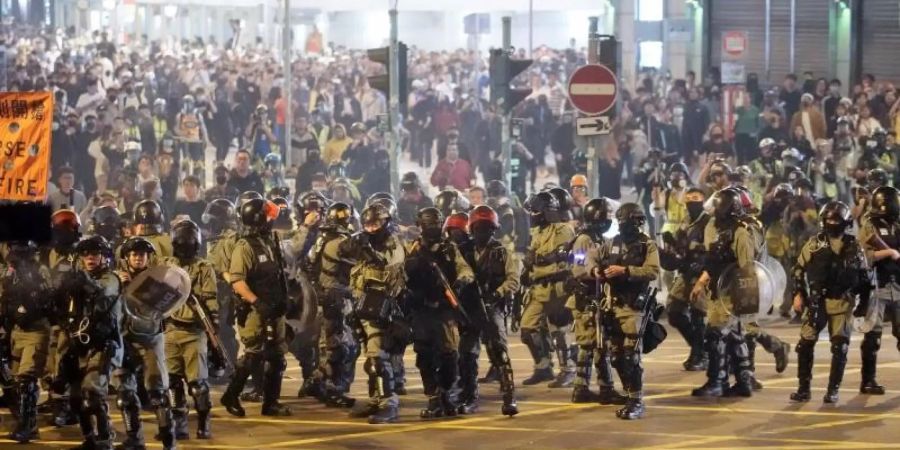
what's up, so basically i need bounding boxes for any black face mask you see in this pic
[421,226,442,244]
[686,202,705,222]
[173,241,198,260]
[619,222,641,241]
[447,229,469,246]
[366,227,389,246]
[472,226,493,247]
[52,228,79,248]
[824,222,844,238]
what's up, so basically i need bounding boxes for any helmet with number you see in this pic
[758,137,776,150]
[120,236,156,258]
[525,191,559,225]
[264,153,282,168]
[486,180,509,199]
[400,172,422,192]
[267,186,291,200]
[819,201,852,237]
[202,198,237,235]
[297,190,329,215]
[434,190,471,218]
[871,186,900,220]
[90,205,122,242]
[171,220,202,260]
[548,187,574,221]
[51,209,82,247]
[361,203,392,240]
[615,202,646,239]
[443,212,469,233]
[240,198,278,230]
[712,187,744,223]
[133,200,164,233]
[327,162,346,179]
[569,174,588,190]
[772,182,795,202]
[469,205,500,229]
[325,202,354,231]
[271,197,293,230]
[583,198,613,234]
[76,235,113,259]
[867,168,889,189]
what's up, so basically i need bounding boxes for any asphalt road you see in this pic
[3,317,900,449]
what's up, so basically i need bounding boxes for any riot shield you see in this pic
[760,254,787,314]
[853,299,881,333]
[716,261,775,316]
[123,265,191,335]
[285,271,320,345]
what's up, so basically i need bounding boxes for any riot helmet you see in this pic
[51,209,82,248]
[443,212,470,246]
[615,203,646,241]
[582,198,613,235]
[361,203,392,244]
[271,197,293,230]
[871,186,900,220]
[819,201,852,238]
[133,199,164,234]
[90,205,122,243]
[76,235,113,272]
[668,162,690,190]
[486,180,509,199]
[712,187,744,224]
[417,207,444,244]
[240,198,278,231]
[202,198,237,236]
[548,187,574,221]
[324,202,354,231]
[171,220,202,261]
[524,191,559,226]
[867,168,889,190]
[469,205,500,247]
[237,191,263,207]
[267,186,291,200]
[434,190,471,218]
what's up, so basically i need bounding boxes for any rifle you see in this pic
[429,260,471,324]
[188,294,232,370]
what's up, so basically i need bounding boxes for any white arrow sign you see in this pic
[576,116,612,136]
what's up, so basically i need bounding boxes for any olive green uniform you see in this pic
[345,234,406,413]
[207,230,239,368]
[163,255,218,438]
[857,217,900,387]
[521,222,576,371]
[2,265,53,379]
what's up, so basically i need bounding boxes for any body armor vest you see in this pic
[707,223,739,283]
[604,234,649,306]
[2,263,50,330]
[473,240,509,302]
[805,234,864,298]
[245,235,288,318]
[868,217,900,286]
[407,240,459,308]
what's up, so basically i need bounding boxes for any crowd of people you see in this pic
[0,22,899,449]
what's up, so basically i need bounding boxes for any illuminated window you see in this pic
[638,0,664,21]
[639,41,663,68]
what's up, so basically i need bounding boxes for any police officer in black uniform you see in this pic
[221,198,293,417]
[406,207,474,419]
[791,201,871,404]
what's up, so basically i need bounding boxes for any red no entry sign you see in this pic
[567,64,618,116]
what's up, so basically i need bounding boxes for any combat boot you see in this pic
[597,385,628,405]
[349,377,379,418]
[521,367,554,385]
[824,339,848,404]
[548,342,575,388]
[571,386,598,403]
[439,389,459,418]
[53,396,79,427]
[239,390,263,403]
[220,389,245,417]
[790,340,814,402]
[615,397,644,420]
[775,342,790,374]
[692,333,726,397]
[324,390,357,408]
[172,409,189,440]
[789,382,811,402]
[196,408,212,439]
[420,396,444,419]
[728,372,754,398]
[9,378,39,443]
[296,378,325,400]
[478,365,499,384]
[457,394,479,415]
[368,404,399,424]
[860,339,885,395]
[501,392,519,416]
[261,377,292,416]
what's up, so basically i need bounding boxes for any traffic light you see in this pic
[367,42,408,115]
[489,49,533,114]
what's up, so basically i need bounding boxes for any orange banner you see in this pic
[0,91,53,201]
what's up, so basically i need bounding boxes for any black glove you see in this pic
[853,301,868,318]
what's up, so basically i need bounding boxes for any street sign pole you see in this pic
[500,16,513,193]
[388,8,400,194]
[283,0,292,169]
[586,17,600,198]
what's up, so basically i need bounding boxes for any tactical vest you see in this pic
[1,264,50,330]
[805,234,864,297]
[245,235,288,317]
[407,240,459,307]
[707,222,739,283]
[605,235,650,306]
[683,214,710,280]
[869,217,900,286]
[473,240,508,300]
[312,231,353,289]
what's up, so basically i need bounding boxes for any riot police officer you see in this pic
[345,203,407,424]
[132,200,173,258]
[115,236,176,450]
[221,198,293,417]
[90,205,124,246]
[857,186,900,395]
[306,202,360,408]
[2,242,53,443]
[520,191,575,386]
[585,203,660,420]
[56,236,122,450]
[46,209,83,426]
[660,188,710,372]
[405,207,474,418]
[202,199,240,376]
[691,188,756,398]
[791,201,871,404]
[164,220,218,438]
[434,189,472,218]
[569,198,627,405]
[466,206,521,416]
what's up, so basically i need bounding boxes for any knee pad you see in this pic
[796,339,816,354]
[374,356,392,377]
[187,380,210,398]
[328,344,350,365]
[862,333,882,353]
[116,389,140,411]
[550,330,567,349]
[520,329,536,346]
[149,389,171,409]
[830,337,849,356]
[84,391,105,413]
[364,357,377,376]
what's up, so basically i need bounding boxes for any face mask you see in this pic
[824,222,844,238]
[421,226,442,243]
[448,229,469,246]
[686,202,705,222]
[472,227,493,246]
[619,223,640,241]
[216,174,228,185]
